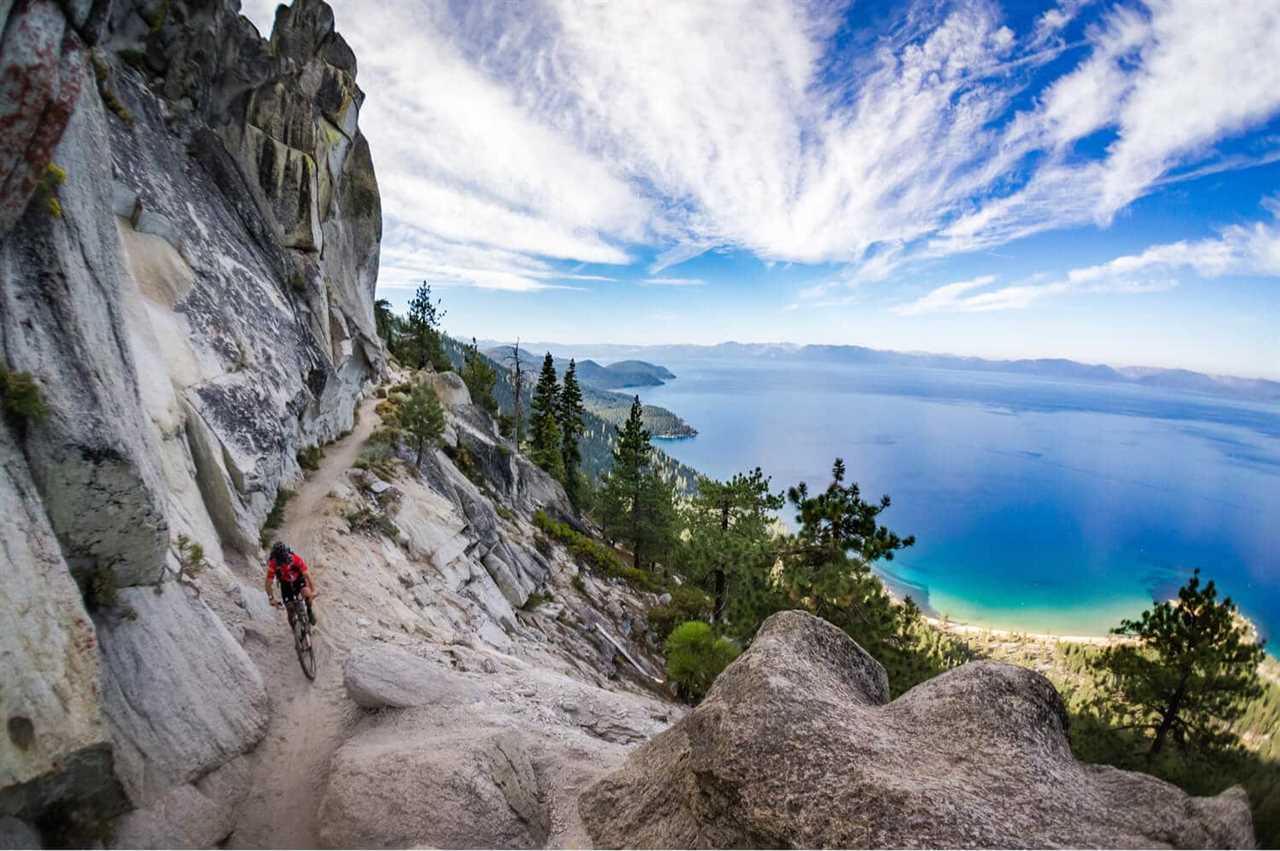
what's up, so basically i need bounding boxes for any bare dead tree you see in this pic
[505,338,524,446]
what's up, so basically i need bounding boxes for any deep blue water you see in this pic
[638,358,1280,650]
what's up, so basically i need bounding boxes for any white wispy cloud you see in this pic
[896,199,1280,313]
[640,277,705,287]
[240,0,1280,294]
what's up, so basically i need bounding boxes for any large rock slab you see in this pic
[95,584,269,805]
[320,726,547,849]
[343,644,483,709]
[0,428,114,820]
[579,610,1256,849]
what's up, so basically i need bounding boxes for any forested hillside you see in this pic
[445,338,698,490]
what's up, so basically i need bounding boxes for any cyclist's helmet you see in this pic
[270,542,291,565]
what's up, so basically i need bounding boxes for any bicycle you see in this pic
[275,593,317,680]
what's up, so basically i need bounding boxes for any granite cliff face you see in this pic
[0,0,381,836]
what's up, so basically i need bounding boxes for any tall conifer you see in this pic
[530,353,565,481]
[558,359,586,506]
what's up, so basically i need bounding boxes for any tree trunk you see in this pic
[712,501,729,623]
[712,569,726,624]
[415,439,424,468]
[1149,672,1190,756]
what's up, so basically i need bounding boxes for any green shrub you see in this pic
[354,444,397,480]
[442,442,482,484]
[259,487,293,549]
[619,566,665,593]
[648,586,714,645]
[0,368,49,421]
[375,397,401,424]
[665,621,740,703]
[117,48,148,70]
[533,510,626,576]
[523,591,552,610]
[173,534,209,583]
[297,445,323,472]
[143,0,170,31]
[81,570,137,620]
[345,506,397,539]
[495,503,516,522]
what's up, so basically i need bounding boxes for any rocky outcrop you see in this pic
[323,727,548,850]
[0,0,380,836]
[321,640,679,849]
[343,643,484,710]
[580,610,1257,849]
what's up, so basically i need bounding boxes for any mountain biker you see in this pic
[265,541,317,626]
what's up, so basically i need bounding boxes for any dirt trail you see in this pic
[229,398,379,849]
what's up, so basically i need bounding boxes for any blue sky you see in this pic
[243,0,1280,379]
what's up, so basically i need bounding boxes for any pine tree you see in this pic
[680,468,785,640]
[406,282,450,372]
[1091,569,1265,756]
[400,379,446,467]
[461,337,499,416]
[635,468,678,572]
[529,353,565,480]
[558,358,586,507]
[599,396,675,570]
[374,298,395,348]
[781,458,917,677]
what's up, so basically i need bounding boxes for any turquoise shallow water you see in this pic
[636,358,1280,651]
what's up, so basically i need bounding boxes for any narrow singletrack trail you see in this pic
[229,398,379,849]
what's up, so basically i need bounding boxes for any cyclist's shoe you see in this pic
[307,604,317,626]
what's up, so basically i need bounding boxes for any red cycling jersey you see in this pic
[266,553,308,584]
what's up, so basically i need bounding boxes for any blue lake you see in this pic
[636,358,1280,650]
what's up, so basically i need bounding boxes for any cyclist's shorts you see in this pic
[279,576,306,600]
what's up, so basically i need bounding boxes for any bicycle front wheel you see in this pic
[293,616,317,681]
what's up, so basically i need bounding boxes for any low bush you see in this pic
[345,506,398,539]
[117,48,148,70]
[259,487,293,550]
[648,585,714,645]
[442,442,482,485]
[664,621,740,703]
[81,570,137,621]
[375,397,401,424]
[0,368,49,421]
[297,445,323,472]
[532,510,670,594]
[173,534,209,583]
[523,591,553,611]
[354,443,397,480]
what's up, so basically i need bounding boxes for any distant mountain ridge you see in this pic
[481,341,1280,405]
[483,346,675,390]
[476,345,697,441]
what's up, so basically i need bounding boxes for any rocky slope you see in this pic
[0,1,681,845]
[0,0,364,838]
[581,610,1256,849]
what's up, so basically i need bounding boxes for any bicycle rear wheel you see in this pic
[292,605,317,680]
